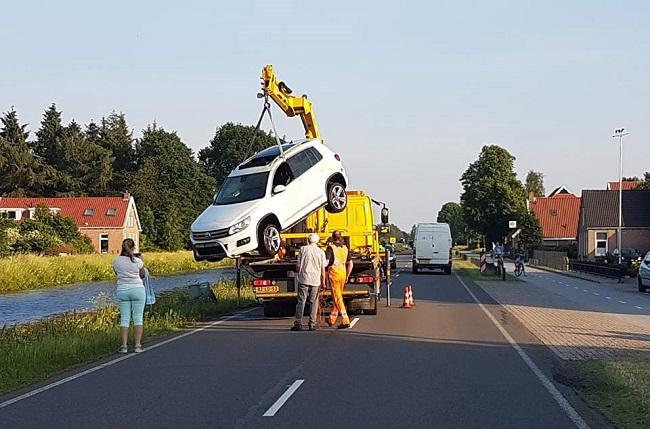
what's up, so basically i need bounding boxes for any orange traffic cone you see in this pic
[400,286,411,309]
[408,285,415,307]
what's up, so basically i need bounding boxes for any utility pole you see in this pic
[612,128,629,265]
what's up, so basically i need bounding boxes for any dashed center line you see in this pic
[582,289,588,293]
[605,297,612,300]
[593,293,599,296]
[349,317,360,329]
[618,300,627,304]
[635,306,644,310]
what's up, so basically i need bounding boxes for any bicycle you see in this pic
[514,260,525,277]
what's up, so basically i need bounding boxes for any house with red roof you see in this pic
[528,187,580,247]
[0,194,141,254]
[607,180,640,191]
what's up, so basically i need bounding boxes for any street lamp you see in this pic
[612,128,629,265]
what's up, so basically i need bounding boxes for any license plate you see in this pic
[418,259,430,264]
[255,286,279,293]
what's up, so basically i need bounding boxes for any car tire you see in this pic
[444,265,452,275]
[365,294,378,315]
[258,221,281,256]
[412,263,418,274]
[639,276,648,293]
[325,181,347,213]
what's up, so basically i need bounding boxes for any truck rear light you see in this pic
[250,279,276,286]
[350,276,374,284]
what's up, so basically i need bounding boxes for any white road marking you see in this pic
[618,300,626,304]
[395,274,400,278]
[574,286,579,289]
[635,306,644,310]
[593,293,599,296]
[349,317,360,329]
[0,308,256,409]
[454,273,591,429]
[582,290,588,293]
[263,379,304,417]
[605,296,612,300]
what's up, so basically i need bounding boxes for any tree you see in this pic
[198,122,277,186]
[460,145,528,246]
[98,112,135,191]
[130,125,216,250]
[518,212,543,250]
[638,172,650,190]
[0,109,29,144]
[525,170,545,197]
[57,130,114,194]
[437,202,469,245]
[33,104,65,166]
[0,137,58,196]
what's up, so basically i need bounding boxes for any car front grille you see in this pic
[192,228,230,241]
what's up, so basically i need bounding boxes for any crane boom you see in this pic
[261,65,321,141]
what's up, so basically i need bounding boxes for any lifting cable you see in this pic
[244,94,286,161]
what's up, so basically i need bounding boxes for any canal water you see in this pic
[0,268,235,326]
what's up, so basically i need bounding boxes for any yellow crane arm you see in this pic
[261,65,321,141]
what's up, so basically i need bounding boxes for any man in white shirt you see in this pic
[292,233,327,331]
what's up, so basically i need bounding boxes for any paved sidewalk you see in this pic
[475,279,650,360]
[529,263,637,285]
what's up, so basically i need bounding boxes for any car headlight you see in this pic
[229,217,251,235]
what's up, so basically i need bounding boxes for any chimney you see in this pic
[123,192,131,201]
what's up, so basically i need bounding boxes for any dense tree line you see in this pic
[0,105,277,251]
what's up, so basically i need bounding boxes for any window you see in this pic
[106,208,117,216]
[550,209,558,217]
[272,163,294,188]
[595,232,608,257]
[214,172,270,205]
[305,147,323,164]
[100,233,109,254]
[238,143,297,169]
[286,149,313,178]
[84,208,94,216]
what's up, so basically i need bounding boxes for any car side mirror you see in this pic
[273,185,287,194]
[381,208,389,225]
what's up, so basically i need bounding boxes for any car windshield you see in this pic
[213,173,269,205]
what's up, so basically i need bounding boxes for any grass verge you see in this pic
[0,281,254,395]
[558,359,650,429]
[0,251,233,294]
[453,258,519,281]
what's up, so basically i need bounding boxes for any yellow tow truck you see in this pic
[245,65,391,316]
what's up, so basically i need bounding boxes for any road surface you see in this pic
[0,255,603,428]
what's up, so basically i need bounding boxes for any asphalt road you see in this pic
[0,255,603,429]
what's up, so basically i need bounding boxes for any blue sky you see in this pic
[2,1,649,230]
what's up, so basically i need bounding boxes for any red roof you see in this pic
[529,194,581,240]
[0,196,132,228]
[608,181,640,191]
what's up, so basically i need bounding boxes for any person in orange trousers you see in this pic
[325,231,354,329]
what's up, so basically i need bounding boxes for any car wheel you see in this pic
[444,265,452,275]
[326,181,347,213]
[259,222,281,256]
[639,276,648,293]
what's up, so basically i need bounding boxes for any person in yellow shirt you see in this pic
[325,231,354,329]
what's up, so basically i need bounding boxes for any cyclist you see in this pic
[492,241,505,277]
[514,249,527,277]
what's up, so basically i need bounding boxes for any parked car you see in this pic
[639,251,650,293]
[191,139,348,261]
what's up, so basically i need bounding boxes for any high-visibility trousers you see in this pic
[327,269,349,325]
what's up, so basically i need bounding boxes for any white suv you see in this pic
[191,139,348,261]
[639,251,650,293]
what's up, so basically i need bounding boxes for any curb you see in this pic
[529,264,601,284]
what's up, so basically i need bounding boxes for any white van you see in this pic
[412,223,452,274]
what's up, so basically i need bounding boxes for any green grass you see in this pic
[566,359,650,429]
[453,258,519,281]
[0,251,232,294]
[0,281,254,394]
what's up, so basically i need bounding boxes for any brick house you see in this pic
[607,180,640,191]
[0,194,142,253]
[577,190,650,260]
[529,188,580,247]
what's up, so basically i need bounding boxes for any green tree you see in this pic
[0,109,29,144]
[638,172,650,190]
[525,170,545,197]
[33,104,65,166]
[131,125,216,250]
[57,131,114,194]
[518,212,543,250]
[460,145,527,246]
[198,122,277,186]
[0,137,58,196]
[437,202,470,245]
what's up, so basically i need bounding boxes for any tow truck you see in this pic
[243,65,391,317]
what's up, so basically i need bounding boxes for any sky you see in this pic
[2,1,649,231]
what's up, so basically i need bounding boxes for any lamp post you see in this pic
[612,128,629,265]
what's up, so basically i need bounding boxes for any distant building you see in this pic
[0,194,141,253]
[607,180,640,191]
[528,187,580,247]
[577,190,650,260]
